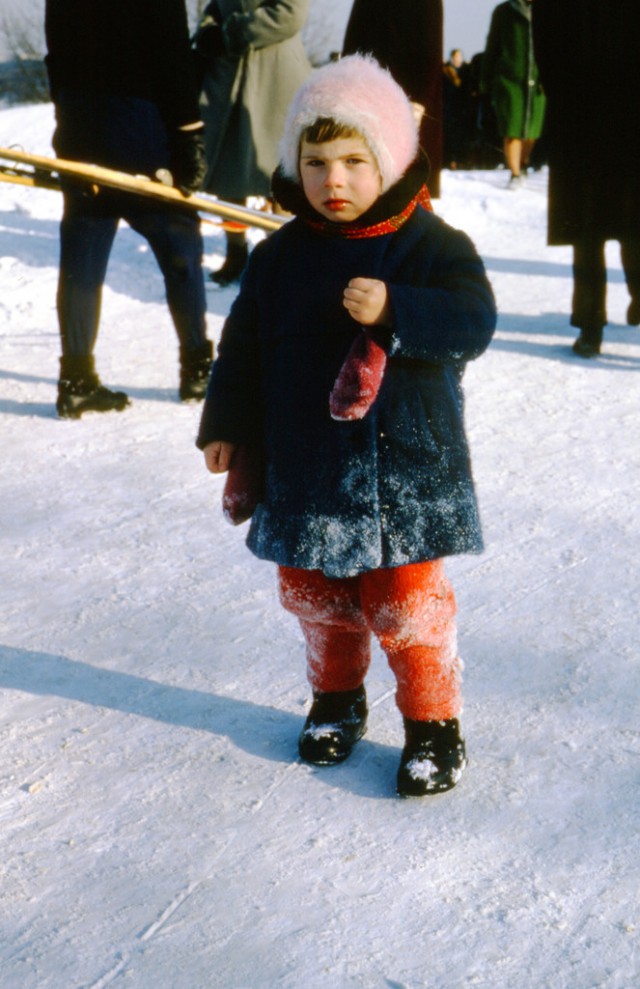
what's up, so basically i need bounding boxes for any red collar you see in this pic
[303,184,433,239]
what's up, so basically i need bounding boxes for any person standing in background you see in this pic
[194,0,311,287]
[533,0,640,357]
[45,0,212,417]
[480,0,545,189]
[442,48,473,170]
[342,0,443,198]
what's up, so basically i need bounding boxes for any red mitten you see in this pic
[329,330,388,421]
[222,445,264,525]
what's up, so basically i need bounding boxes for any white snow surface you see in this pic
[1,103,639,989]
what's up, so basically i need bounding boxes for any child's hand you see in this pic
[204,440,236,473]
[343,277,391,326]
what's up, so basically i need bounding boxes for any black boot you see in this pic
[56,355,129,419]
[179,340,213,401]
[298,686,368,765]
[397,718,467,797]
[627,298,640,326]
[572,323,603,358]
[209,232,248,287]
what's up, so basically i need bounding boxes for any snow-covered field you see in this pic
[1,103,639,989]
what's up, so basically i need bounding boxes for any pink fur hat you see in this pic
[279,55,419,192]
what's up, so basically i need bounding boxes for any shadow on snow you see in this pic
[0,645,400,800]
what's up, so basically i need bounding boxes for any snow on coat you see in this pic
[197,166,497,578]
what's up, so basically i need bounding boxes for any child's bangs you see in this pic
[302,117,362,145]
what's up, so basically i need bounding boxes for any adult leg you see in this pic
[571,238,606,357]
[57,193,119,358]
[503,137,523,187]
[56,192,129,417]
[520,138,536,171]
[620,238,640,325]
[211,229,249,287]
[127,205,212,399]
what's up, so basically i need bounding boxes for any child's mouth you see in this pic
[324,199,349,211]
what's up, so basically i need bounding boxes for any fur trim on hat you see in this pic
[279,55,419,192]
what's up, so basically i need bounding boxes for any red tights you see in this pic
[278,561,461,722]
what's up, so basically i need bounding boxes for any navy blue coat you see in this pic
[198,168,496,577]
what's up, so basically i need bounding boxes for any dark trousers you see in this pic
[572,238,640,330]
[52,90,207,360]
[57,190,207,358]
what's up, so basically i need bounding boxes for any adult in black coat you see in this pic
[442,49,473,169]
[342,0,443,197]
[45,0,212,416]
[533,0,640,357]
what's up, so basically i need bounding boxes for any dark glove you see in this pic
[194,21,225,60]
[169,127,207,196]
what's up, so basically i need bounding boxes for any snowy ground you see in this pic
[1,103,639,989]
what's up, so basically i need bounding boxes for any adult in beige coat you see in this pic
[195,0,311,284]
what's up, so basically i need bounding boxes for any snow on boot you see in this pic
[56,355,129,419]
[298,686,368,765]
[179,341,213,401]
[397,717,467,797]
[329,330,387,420]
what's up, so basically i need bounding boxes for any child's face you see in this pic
[299,136,383,222]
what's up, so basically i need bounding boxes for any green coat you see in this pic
[196,0,311,200]
[481,0,545,140]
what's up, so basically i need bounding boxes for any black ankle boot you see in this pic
[179,340,213,401]
[56,355,129,419]
[627,298,640,326]
[209,233,248,287]
[298,686,368,765]
[397,718,467,797]
[572,323,603,358]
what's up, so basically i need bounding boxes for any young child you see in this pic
[197,55,496,797]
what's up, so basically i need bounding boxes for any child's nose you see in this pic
[325,162,345,186]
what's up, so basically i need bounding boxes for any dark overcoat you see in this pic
[480,0,545,141]
[533,0,640,245]
[342,0,443,197]
[45,0,200,130]
[196,0,311,200]
[197,166,496,578]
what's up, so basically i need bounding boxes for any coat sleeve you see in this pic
[196,254,264,450]
[386,222,497,365]
[220,0,309,57]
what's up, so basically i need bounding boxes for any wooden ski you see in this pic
[0,146,286,233]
